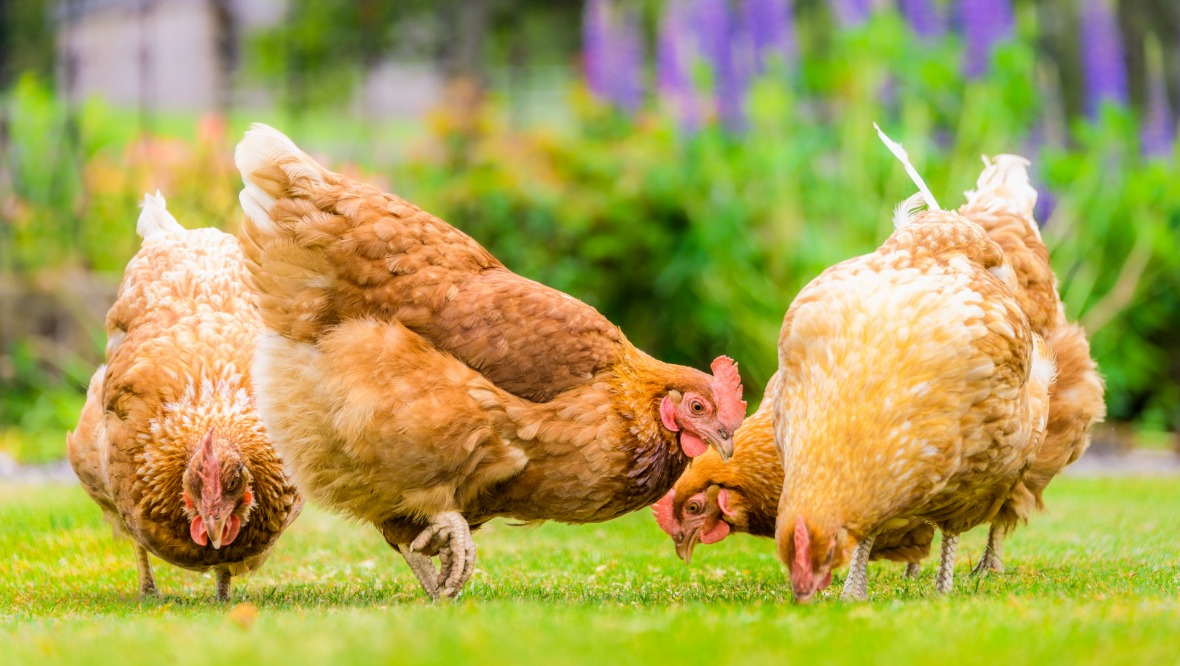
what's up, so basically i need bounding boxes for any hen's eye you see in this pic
[689,401,705,414]
[687,501,702,515]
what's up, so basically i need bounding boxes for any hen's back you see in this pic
[235,125,625,402]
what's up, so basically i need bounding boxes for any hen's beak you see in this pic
[675,528,702,566]
[206,515,229,550]
[705,432,735,462]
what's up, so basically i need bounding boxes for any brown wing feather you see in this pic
[239,130,623,402]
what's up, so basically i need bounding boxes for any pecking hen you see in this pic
[234,125,747,600]
[956,155,1105,575]
[772,165,1055,602]
[67,193,302,601]
[652,375,933,574]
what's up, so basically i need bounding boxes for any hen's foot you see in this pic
[970,526,1005,576]
[840,535,875,602]
[135,544,161,598]
[904,562,921,579]
[398,546,441,599]
[216,570,232,602]
[405,512,475,600]
[935,532,959,595]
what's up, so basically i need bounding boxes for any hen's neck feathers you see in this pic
[673,396,780,537]
[607,347,699,507]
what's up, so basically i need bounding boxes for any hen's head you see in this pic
[182,428,256,550]
[776,514,853,604]
[660,356,747,460]
[651,484,740,564]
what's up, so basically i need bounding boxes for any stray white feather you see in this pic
[873,122,940,212]
[136,190,185,239]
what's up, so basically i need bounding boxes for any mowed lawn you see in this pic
[1,477,1177,665]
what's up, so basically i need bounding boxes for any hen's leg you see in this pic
[840,535,875,601]
[971,524,1005,576]
[904,562,921,579]
[411,511,475,600]
[216,570,232,602]
[397,545,441,600]
[134,544,160,598]
[935,532,959,594]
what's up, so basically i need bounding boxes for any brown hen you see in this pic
[67,193,302,601]
[773,188,1054,603]
[234,125,746,600]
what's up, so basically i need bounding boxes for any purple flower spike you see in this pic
[612,7,645,113]
[696,0,746,131]
[959,0,1014,78]
[658,0,701,131]
[1034,187,1057,228]
[583,0,611,100]
[658,1,688,97]
[831,0,871,29]
[742,0,796,73]
[1140,65,1175,158]
[899,0,948,39]
[1080,0,1128,117]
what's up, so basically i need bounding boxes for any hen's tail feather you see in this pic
[235,123,329,236]
[136,191,185,240]
[233,125,337,343]
[963,154,1040,237]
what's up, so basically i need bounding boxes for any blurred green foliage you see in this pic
[1,11,1178,466]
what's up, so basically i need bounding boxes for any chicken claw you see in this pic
[408,511,475,600]
[398,546,441,599]
[840,535,875,601]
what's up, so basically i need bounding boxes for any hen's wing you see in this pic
[236,125,623,402]
[67,366,122,527]
[1027,322,1106,499]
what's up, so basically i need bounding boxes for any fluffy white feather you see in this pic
[136,191,185,240]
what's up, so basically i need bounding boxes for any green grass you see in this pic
[1,478,1177,665]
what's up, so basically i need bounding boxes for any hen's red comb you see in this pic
[710,356,747,432]
[651,488,678,536]
[793,515,810,572]
[197,427,222,499]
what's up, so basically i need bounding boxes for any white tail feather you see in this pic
[136,190,185,239]
[234,123,321,235]
[873,123,940,212]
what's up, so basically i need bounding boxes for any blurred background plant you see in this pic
[1,0,1177,464]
